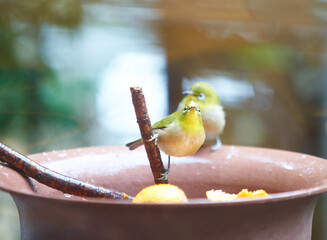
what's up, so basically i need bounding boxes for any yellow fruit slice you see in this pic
[206,189,268,201]
[133,184,188,203]
[237,189,268,198]
[206,189,237,201]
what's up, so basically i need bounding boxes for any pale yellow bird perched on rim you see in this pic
[126,101,205,178]
[177,82,226,150]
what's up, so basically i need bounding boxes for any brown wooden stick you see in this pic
[130,87,168,184]
[0,162,38,192]
[0,142,133,199]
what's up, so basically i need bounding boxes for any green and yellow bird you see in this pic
[177,82,226,150]
[126,101,205,178]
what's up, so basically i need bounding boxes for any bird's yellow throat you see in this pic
[179,108,204,135]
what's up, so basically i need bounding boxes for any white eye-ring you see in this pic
[197,93,205,100]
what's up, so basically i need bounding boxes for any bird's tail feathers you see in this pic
[126,139,143,150]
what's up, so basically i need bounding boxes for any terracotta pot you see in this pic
[0,145,326,240]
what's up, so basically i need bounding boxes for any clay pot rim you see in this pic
[1,145,327,207]
[5,184,327,207]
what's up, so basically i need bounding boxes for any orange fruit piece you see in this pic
[237,189,268,198]
[206,189,268,201]
[133,184,188,203]
[206,189,237,201]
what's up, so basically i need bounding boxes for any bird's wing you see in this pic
[152,111,177,130]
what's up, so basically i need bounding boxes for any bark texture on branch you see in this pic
[130,87,168,184]
[0,142,132,199]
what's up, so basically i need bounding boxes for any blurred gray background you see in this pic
[0,0,327,239]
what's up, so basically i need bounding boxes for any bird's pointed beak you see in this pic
[182,90,194,95]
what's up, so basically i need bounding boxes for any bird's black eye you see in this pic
[183,106,188,113]
[197,93,205,100]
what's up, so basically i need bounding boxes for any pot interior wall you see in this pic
[1,145,325,200]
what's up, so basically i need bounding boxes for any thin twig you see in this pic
[0,142,133,199]
[0,162,38,192]
[130,87,168,184]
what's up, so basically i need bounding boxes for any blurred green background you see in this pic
[1,0,327,239]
